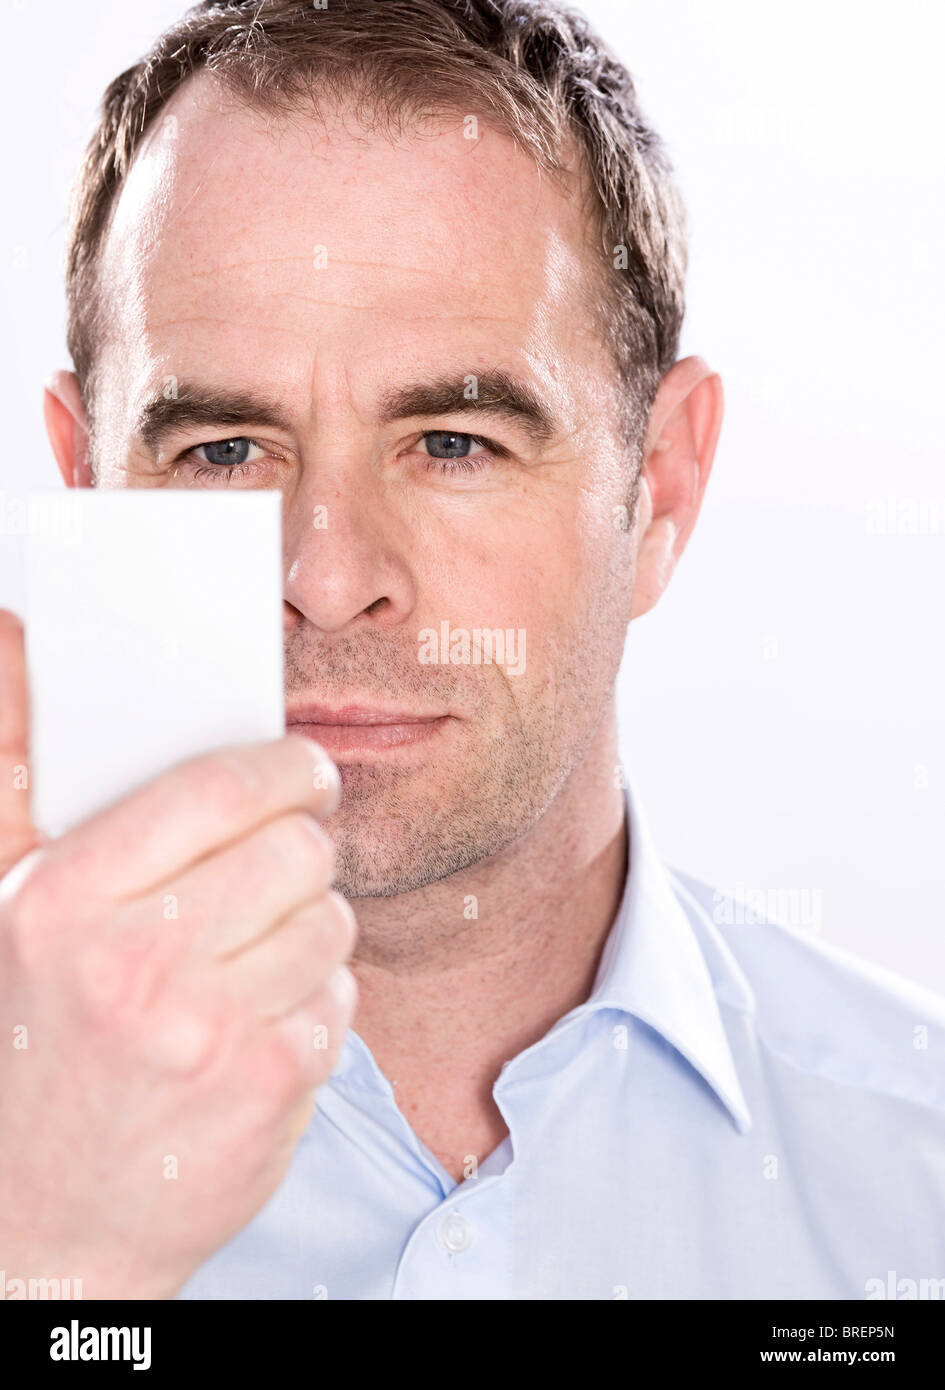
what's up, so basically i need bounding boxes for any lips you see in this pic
[288,704,445,725]
[286,703,452,757]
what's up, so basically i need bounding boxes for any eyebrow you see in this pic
[136,388,293,453]
[377,370,558,444]
[135,368,558,453]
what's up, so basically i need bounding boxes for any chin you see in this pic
[324,776,527,899]
[322,718,567,898]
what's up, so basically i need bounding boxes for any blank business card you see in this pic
[26,490,285,837]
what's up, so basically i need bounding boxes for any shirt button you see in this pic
[438,1211,473,1253]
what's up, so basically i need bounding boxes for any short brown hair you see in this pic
[66,0,687,443]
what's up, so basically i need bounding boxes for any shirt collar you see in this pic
[585,775,755,1134]
[337,775,756,1135]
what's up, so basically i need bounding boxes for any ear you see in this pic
[43,370,93,488]
[629,355,724,621]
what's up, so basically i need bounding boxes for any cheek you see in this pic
[422,523,561,626]
[431,537,607,697]
[408,473,632,661]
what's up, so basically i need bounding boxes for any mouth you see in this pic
[286,703,453,759]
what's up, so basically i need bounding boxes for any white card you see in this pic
[26,490,285,837]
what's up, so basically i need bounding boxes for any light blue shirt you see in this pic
[178,783,945,1300]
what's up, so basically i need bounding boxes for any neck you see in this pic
[348,703,628,1093]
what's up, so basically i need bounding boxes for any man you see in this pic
[1,0,942,1301]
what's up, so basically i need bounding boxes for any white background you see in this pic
[1,1,942,987]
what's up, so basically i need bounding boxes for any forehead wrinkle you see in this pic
[126,230,576,326]
[147,253,556,289]
[141,250,452,280]
[142,308,549,340]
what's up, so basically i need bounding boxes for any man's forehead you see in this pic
[98,74,596,356]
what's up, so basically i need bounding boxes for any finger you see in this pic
[283,1092,317,1149]
[37,734,340,904]
[0,610,40,877]
[269,964,358,1085]
[220,894,357,1022]
[151,811,337,960]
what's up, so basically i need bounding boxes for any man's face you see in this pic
[89,76,641,903]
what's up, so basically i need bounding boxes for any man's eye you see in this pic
[421,431,487,461]
[191,437,265,468]
[415,431,504,476]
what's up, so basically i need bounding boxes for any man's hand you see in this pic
[0,608,357,1299]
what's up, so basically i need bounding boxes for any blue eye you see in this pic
[422,431,485,460]
[193,437,263,467]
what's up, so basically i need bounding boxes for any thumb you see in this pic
[0,609,40,878]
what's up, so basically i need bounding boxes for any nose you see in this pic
[281,462,417,635]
